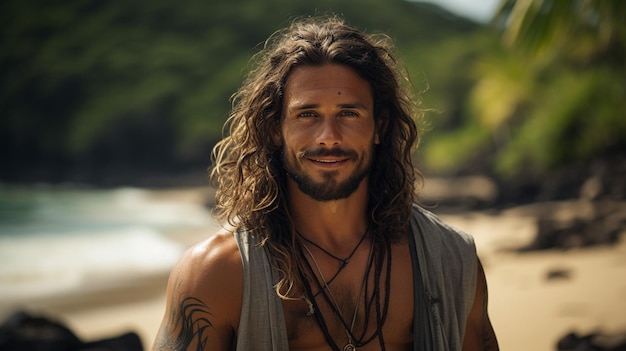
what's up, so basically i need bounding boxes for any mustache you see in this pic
[298,148,358,159]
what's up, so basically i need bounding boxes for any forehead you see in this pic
[283,64,372,106]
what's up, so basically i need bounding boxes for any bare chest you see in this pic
[283,241,414,350]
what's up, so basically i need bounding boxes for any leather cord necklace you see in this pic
[301,237,374,351]
[297,229,368,267]
[296,229,368,293]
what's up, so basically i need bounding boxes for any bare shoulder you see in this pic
[153,229,242,351]
[177,229,242,287]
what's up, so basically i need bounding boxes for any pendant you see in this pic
[304,297,315,316]
[343,344,356,351]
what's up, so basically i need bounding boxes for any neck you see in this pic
[286,178,370,250]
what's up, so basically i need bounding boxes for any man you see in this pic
[153,16,499,351]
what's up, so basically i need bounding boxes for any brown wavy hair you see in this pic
[210,15,423,298]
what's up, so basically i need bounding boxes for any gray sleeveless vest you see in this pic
[234,204,477,350]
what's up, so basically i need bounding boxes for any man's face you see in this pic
[276,63,380,202]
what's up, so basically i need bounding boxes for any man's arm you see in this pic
[463,258,499,351]
[152,231,242,351]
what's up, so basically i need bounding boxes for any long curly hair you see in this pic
[210,15,423,298]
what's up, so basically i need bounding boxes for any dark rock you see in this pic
[545,268,572,281]
[557,330,626,351]
[0,310,143,351]
[519,201,626,251]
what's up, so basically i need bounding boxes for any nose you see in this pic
[316,117,342,147]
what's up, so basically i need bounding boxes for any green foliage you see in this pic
[495,0,626,65]
[424,0,626,178]
[0,0,482,183]
[4,0,622,187]
[410,29,503,173]
[421,120,492,172]
[495,66,625,175]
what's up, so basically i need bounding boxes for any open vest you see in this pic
[234,204,478,350]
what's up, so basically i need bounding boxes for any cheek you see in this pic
[280,124,310,148]
[279,133,300,156]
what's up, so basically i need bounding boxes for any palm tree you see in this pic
[493,0,625,65]
[462,0,626,176]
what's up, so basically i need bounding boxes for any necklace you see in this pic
[301,237,374,351]
[297,229,368,293]
[297,228,368,268]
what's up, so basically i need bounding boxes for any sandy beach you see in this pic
[1,187,625,351]
[442,209,626,350]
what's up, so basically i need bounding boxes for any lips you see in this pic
[307,157,349,169]
[299,149,355,168]
[310,158,348,163]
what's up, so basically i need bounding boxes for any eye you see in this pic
[339,110,359,117]
[297,111,317,118]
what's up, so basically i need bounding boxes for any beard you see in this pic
[281,143,375,202]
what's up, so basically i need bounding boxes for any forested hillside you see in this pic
[2,0,624,204]
[0,0,483,185]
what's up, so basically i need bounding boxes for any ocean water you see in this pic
[0,186,213,303]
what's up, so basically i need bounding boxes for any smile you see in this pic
[312,159,344,163]
[298,149,356,168]
[306,157,349,168]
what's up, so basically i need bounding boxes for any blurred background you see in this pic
[1,0,625,350]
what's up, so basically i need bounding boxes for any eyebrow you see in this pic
[289,103,370,111]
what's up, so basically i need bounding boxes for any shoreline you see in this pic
[1,192,624,351]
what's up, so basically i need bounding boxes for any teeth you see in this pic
[315,159,339,163]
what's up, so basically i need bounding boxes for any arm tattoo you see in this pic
[167,295,214,350]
